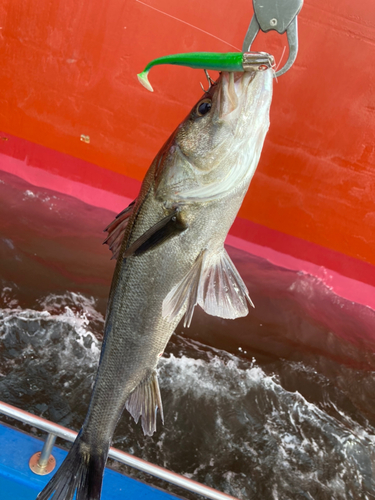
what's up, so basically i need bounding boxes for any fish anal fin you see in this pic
[125,371,164,436]
[103,201,136,260]
[163,248,253,327]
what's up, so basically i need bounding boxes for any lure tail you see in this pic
[137,52,244,92]
[36,434,108,500]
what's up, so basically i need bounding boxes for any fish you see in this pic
[36,66,273,500]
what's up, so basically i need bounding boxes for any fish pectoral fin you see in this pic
[125,371,164,436]
[162,250,205,328]
[103,200,136,260]
[198,247,254,318]
[124,208,188,258]
[163,248,253,327]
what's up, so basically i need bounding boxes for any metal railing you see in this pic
[0,400,240,500]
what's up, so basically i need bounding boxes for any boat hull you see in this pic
[0,0,375,349]
[0,422,176,500]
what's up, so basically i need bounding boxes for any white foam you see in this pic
[159,351,276,399]
[38,291,105,327]
[1,294,374,498]
[22,189,59,210]
[23,190,36,198]
[0,292,103,367]
[156,346,375,498]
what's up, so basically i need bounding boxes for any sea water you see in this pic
[0,170,374,499]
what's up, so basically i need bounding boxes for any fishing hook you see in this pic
[200,69,216,93]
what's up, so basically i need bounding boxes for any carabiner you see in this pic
[242,0,304,77]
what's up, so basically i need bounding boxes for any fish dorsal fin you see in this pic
[125,371,164,436]
[163,248,254,327]
[103,201,135,260]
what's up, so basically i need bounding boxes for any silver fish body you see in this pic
[37,67,273,500]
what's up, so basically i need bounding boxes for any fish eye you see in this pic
[196,98,212,117]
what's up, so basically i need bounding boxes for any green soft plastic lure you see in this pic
[137,51,274,92]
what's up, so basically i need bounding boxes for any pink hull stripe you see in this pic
[226,235,375,311]
[0,153,133,214]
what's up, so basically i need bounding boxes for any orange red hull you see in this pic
[0,0,374,307]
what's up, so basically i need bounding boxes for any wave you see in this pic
[0,292,103,428]
[0,293,374,499]
[156,345,375,499]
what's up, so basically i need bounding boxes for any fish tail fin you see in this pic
[36,434,108,500]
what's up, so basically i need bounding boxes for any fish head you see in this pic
[155,68,273,203]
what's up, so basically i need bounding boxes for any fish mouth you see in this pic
[216,70,257,119]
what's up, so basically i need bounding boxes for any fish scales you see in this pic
[37,68,273,500]
[88,181,245,441]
